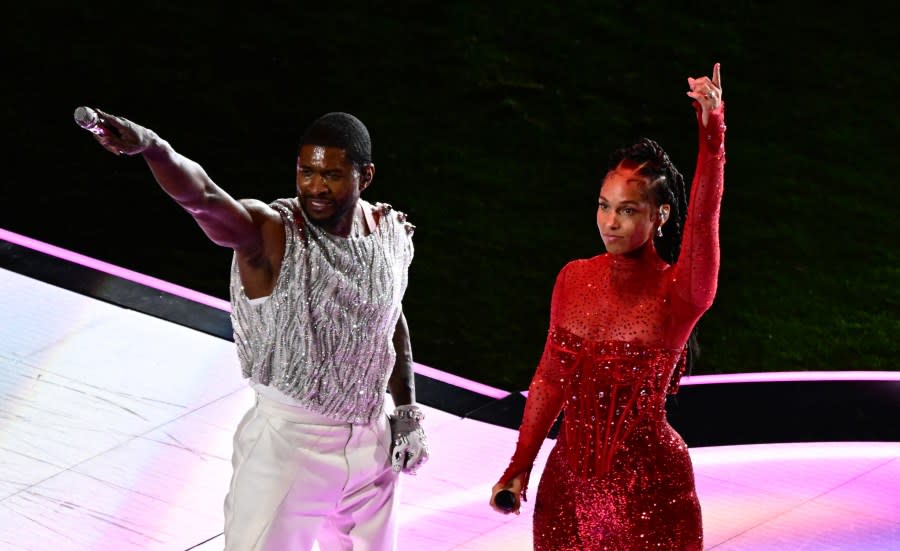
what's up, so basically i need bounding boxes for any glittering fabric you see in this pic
[499,104,725,550]
[230,198,415,424]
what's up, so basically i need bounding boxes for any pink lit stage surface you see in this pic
[1,230,898,550]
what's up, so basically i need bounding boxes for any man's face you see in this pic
[296,145,361,230]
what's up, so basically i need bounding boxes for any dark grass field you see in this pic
[3,2,897,389]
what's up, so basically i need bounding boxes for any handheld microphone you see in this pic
[494,489,517,512]
[74,106,105,135]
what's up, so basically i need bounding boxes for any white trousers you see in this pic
[223,393,399,551]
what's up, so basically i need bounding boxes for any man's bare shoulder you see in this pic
[233,198,289,279]
[238,198,283,224]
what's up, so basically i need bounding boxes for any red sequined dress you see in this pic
[498,104,725,550]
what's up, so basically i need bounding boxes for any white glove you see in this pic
[389,404,429,474]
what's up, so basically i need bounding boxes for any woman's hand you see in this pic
[687,62,723,127]
[490,473,524,515]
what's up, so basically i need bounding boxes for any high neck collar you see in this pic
[608,240,667,270]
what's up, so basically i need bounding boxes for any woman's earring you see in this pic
[657,226,663,237]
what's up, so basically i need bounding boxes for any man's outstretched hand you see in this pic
[74,106,157,156]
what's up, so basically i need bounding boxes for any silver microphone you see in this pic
[74,106,105,135]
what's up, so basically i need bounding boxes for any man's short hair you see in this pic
[299,112,372,170]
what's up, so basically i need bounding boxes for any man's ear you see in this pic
[360,163,375,192]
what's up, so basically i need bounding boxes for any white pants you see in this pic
[223,393,399,551]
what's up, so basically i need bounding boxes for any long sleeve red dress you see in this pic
[498,103,726,550]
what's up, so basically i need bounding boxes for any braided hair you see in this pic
[605,138,699,373]
[605,137,688,264]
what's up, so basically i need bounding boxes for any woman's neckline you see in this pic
[607,240,667,270]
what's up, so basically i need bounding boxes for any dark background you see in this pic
[3,2,897,389]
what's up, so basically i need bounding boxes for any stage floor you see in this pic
[1,263,898,550]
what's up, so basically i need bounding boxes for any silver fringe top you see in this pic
[229,198,415,424]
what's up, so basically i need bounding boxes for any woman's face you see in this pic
[596,167,664,255]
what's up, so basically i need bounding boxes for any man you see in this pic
[79,108,428,550]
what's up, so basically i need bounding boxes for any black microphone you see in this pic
[494,489,517,512]
[74,106,105,135]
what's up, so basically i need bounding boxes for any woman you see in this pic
[490,63,725,550]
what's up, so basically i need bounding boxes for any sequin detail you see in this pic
[230,198,414,424]
[499,105,725,550]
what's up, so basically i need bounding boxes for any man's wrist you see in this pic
[141,133,170,160]
[393,403,424,421]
